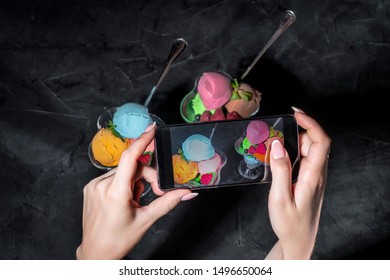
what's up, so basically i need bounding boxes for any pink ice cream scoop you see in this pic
[246,120,270,145]
[198,153,222,174]
[197,72,232,110]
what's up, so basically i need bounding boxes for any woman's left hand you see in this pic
[76,124,193,259]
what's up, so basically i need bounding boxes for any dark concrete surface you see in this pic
[0,0,389,260]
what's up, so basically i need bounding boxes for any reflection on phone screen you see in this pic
[166,116,289,189]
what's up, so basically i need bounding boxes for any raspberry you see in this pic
[200,111,212,122]
[226,111,241,120]
[210,108,226,121]
[249,146,257,155]
[255,143,267,154]
[248,146,256,154]
[200,173,213,185]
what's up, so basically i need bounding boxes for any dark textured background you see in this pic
[0,0,389,260]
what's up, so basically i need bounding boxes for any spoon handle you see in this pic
[240,10,296,80]
[144,38,188,108]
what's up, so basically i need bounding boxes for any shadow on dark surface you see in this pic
[346,238,390,260]
[147,82,190,125]
[240,57,306,116]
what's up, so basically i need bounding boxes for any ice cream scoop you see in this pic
[246,120,270,145]
[112,102,153,139]
[244,154,262,168]
[225,83,261,118]
[263,129,284,164]
[182,134,215,162]
[197,72,232,110]
[172,154,199,184]
[198,153,222,174]
[91,128,130,167]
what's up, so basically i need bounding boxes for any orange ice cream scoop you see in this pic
[172,154,199,184]
[91,128,130,167]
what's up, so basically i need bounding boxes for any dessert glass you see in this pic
[180,71,260,123]
[88,106,164,200]
[234,135,264,180]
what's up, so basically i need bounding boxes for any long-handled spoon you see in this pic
[143,38,188,108]
[240,10,296,80]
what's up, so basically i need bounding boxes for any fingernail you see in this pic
[271,140,285,159]
[291,106,306,114]
[144,122,156,133]
[181,192,198,201]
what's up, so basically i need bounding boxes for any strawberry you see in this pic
[138,152,153,166]
[210,108,226,121]
[226,111,242,120]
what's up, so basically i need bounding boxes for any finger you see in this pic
[136,165,165,196]
[295,112,331,157]
[293,112,331,205]
[81,185,88,229]
[112,123,156,196]
[269,140,294,207]
[139,189,192,226]
[299,132,312,158]
[294,112,331,172]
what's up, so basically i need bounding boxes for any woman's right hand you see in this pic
[265,108,331,259]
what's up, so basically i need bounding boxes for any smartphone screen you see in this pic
[155,114,300,191]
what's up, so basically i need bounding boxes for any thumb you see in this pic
[140,189,194,225]
[269,140,294,208]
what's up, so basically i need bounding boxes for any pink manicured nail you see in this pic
[271,140,285,159]
[291,106,306,114]
[144,122,156,133]
[181,192,199,201]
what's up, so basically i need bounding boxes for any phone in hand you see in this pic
[155,114,300,191]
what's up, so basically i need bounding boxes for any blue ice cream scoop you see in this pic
[182,134,215,162]
[243,154,261,168]
[113,103,152,138]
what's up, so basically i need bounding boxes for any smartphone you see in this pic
[155,114,300,191]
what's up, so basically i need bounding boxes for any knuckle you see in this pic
[268,191,290,207]
[321,134,332,150]
[168,203,175,212]
[120,148,132,159]
[121,147,139,162]
[279,164,291,174]
[82,185,89,195]
[273,162,291,176]
[95,180,106,189]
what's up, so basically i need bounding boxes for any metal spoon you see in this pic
[143,38,188,108]
[240,10,296,80]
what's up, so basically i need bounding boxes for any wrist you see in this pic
[281,239,315,260]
